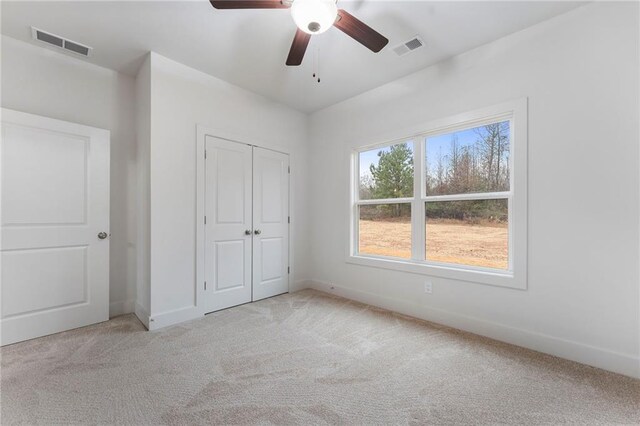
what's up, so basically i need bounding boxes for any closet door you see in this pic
[204,136,253,312]
[252,147,289,301]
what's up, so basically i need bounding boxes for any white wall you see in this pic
[308,2,640,378]
[145,53,310,326]
[1,36,138,317]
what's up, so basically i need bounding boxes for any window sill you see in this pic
[346,255,526,290]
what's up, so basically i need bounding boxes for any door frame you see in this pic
[195,125,291,314]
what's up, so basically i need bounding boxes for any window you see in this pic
[357,142,413,259]
[350,100,527,289]
[425,122,510,271]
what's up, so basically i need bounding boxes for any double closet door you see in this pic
[204,136,289,313]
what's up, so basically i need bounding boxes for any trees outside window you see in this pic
[358,142,414,258]
[355,120,511,271]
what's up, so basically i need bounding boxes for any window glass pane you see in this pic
[359,142,414,200]
[359,203,411,259]
[425,199,508,270]
[426,121,510,195]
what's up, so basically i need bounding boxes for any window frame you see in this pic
[348,99,527,290]
[354,140,416,261]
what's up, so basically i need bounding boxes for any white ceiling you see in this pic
[1,1,585,112]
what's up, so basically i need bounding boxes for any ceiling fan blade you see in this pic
[209,0,289,9]
[334,9,388,53]
[286,29,311,66]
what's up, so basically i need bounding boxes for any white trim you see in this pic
[109,300,135,318]
[308,280,640,379]
[134,303,150,330]
[195,125,289,156]
[347,255,518,289]
[348,153,358,260]
[423,191,509,202]
[348,103,518,152]
[148,305,201,331]
[412,138,425,261]
[290,280,313,293]
[356,197,414,205]
[196,125,207,320]
[510,99,528,288]
[1,108,109,141]
[348,99,527,289]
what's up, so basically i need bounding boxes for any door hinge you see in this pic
[204,281,207,290]
[288,166,290,174]
[204,150,207,159]
[204,216,207,225]
[287,266,290,274]
[288,216,290,224]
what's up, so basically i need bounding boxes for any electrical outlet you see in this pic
[424,281,433,294]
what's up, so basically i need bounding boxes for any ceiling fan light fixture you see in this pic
[291,0,338,35]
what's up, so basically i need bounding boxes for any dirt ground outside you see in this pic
[358,218,508,270]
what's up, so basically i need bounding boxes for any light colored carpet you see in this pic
[1,289,639,425]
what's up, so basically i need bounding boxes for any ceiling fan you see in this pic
[209,0,389,66]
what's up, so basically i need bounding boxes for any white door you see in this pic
[1,109,110,345]
[252,147,289,301]
[204,136,253,312]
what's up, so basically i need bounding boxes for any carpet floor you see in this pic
[1,289,639,425]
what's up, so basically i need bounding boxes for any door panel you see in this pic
[259,157,283,223]
[215,150,248,224]
[252,147,289,301]
[214,240,246,291]
[1,109,110,345]
[204,136,252,312]
[2,246,88,317]
[2,125,88,225]
[260,238,282,282]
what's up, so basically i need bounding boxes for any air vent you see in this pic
[31,27,92,57]
[35,30,63,47]
[64,40,90,56]
[393,36,424,57]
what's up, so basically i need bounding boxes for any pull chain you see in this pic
[312,47,320,83]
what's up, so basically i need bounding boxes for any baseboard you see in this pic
[148,305,202,331]
[308,280,640,379]
[134,303,150,330]
[291,279,314,293]
[109,299,135,318]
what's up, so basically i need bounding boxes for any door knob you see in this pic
[254,229,262,235]
[98,232,109,240]
[245,230,252,235]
